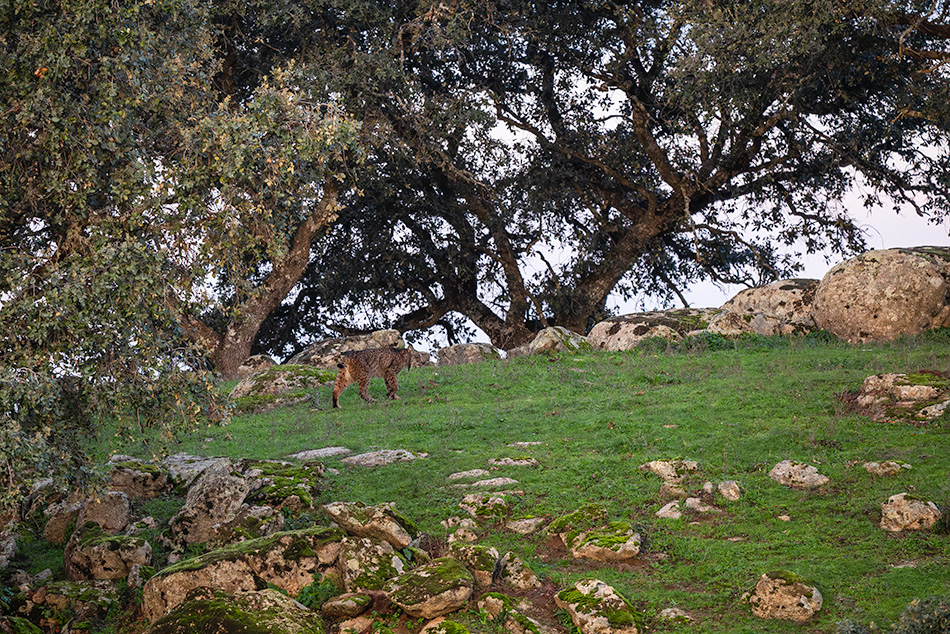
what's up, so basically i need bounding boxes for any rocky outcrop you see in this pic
[144,587,325,634]
[107,459,169,499]
[339,535,408,591]
[880,493,943,532]
[229,364,336,411]
[813,247,950,343]
[76,491,130,535]
[747,572,823,623]
[286,329,404,367]
[587,309,720,351]
[166,461,250,548]
[852,372,950,423]
[142,526,345,622]
[638,459,698,483]
[437,343,503,366]
[322,501,417,549]
[234,354,277,380]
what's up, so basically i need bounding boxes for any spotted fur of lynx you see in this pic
[331,345,413,408]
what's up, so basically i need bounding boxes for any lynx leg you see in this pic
[332,367,351,409]
[357,376,376,403]
[385,375,400,400]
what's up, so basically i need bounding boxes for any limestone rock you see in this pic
[459,492,513,521]
[340,535,408,592]
[142,526,344,622]
[43,501,82,545]
[488,457,540,468]
[341,449,429,467]
[638,459,698,483]
[718,279,818,332]
[555,578,641,634]
[478,592,545,634]
[321,592,373,618]
[506,517,547,535]
[385,557,474,619]
[448,543,500,589]
[64,522,152,581]
[288,446,351,460]
[507,326,591,358]
[286,329,401,366]
[707,311,784,337]
[717,480,742,501]
[239,459,325,511]
[656,607,693,622]
[498,553,542,590]
[75,491,130,535]
[167,461,250,548]
[205,505,286,549]
[145,587,325,634]
[880,493,942,532]
[0,521,17,570]
[684,498,722,514]
[229,364,335,410]
[655,501,682,520]
[448,469,491,481]
[546,504,609,539]
[768,460,830,489]
[813,247,950,343]
[864,461,912,477]
[588,309,721,351]
[567,522,641,564]
[437,343,502,366]
[107,459,169,499]
[748,572,823,623]
[161,454,230,490]
[29,580,118,630]
[323,501,418,549]
[234,354,277,380]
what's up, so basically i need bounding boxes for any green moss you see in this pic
[546,504,608,536]
[2,617,43,634]
[899,373,950,390]
[111,461,164,475]
[387,558,473,604]
[574,521,638,550]
[429,621,470,634]
[148,589,326,634]
[766,569,808,585]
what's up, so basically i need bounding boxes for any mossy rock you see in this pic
[545,504,609,537]
[146,587,326,634]
[385,557,474,619]
[230,365,336,412]
[241,460,325,509]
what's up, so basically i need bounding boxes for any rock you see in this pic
[684,498,722,514]
[43,501,83,545]
[566,521,641,564]
[234,354,277,380]
[459,492,513,521]
[73,491,130,536]
[323,501,418,549]
[467,477,520,489]
[339,535,408,592]
[321,592,373,618]
[498,553,542,590]
[286,329,400,366]
[29,580,118,631]
[507,326,592,358]
[717,480,742,501]
[229,364,336,411]
[813,247,950,343]
[161,454,230,490]
[167,461,250,548]
[205,505,286,549]
[588,309,721,351]
[718,279,818,332]
[555,578,641,634]
[638,459,698,482]
[448,469,491,480]
[448,543,500,589]
[239,459,325,511]
[108,459,169,499]
[655,501,682,520]
[748,571,823,623]
[0,521,16,570]
[420,620,472,634]
[880,493,943,532]
[658,482,688,500]
[437,343,503,366]
[506,517,547,535]
[142,526,344,622]
[768,460,830,489]
[706,311,784,337]
[864,461,912,477]
[288,446,351,460]
[385,557,474,620]
[656,607,693,622]
[546,504,609,539]
[488,457,540,468]
[854,372,950,422]
[144,587,325,634]
[64,522,152,581]
[341,449,429,467]
[478,592,544,634]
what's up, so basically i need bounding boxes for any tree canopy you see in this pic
[255,0,950,356]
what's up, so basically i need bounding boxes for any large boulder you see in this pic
[234,354,277,380]
[715,279,818,335]
[166,461,250,548]
[229,364,337,411]
[322,501,418,549]
[813,247,950,343]
[145,587,326,634]
[437,343,502,366]
[142,526,344,622]
[587,309,721,351]
[339,535,408,592]
[107,458,169,499]
[76,491,130,535]
[880,493,943,532]
[64,522,152,581]
[286,329,404,368]
[385,557,474,619]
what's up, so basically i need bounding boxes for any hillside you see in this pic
[8,331,950,633]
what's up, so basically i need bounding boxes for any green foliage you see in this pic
[296,577,342,611]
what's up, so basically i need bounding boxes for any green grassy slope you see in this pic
[109,331,950,633]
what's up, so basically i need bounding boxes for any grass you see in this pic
[84,331,950,632]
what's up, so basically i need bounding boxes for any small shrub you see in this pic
[296,577,341,610]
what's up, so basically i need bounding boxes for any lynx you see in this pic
[331,345,413,408]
